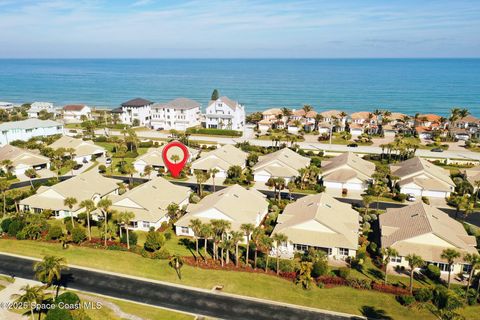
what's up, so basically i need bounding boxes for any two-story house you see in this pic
[112,98,153,126]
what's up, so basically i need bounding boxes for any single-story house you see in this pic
[253,147,310,183]
[379,202,477,274]
[0,145,50,175]
[320,152,375,191]
[110,177,191,231]
[62,104,91,123]
[175,184,269,240]
[20,170,119,219]
[271,193,359,260]
[465,167,480,190]
[133,144,199,175]
[190,144,248,178]
[391,157,455,198]
[49,136,106,164]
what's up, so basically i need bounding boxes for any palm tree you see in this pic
[296,261,313,289]
[362,195,373,216]
[464,253,480,302]
[211,219,231,262]
[10,285,46,320]
[34,255,68,299]
[63,197,77,228]
[0,179,10,215]
[441,248,461,289]
[170,154,180,164]
[24,168,37,188]
[240,223,255,266]
[2,159,14,179]
[118,211,134,249]
[199,223,213,260]
[381,247,399,285]
[79,199,95,240]
[123,163,136,187]
[230,231,243,267]
[251,227,264,269]
[302,105,313,113]
[260,235,273,273]
[169,254,184,279]
[405,254,424,294]
[97,198,112,246]
[189,218,202,259]
[208,168,220,192]
[143,165,153,179]
[272,233,288,275]
[194,170,209,197]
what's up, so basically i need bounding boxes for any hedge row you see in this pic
[186,128,242,137]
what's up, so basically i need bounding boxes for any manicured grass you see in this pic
[94,142,149,175]
[1,239,478,319]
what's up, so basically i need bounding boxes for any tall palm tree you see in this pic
[199,223,213,261]
[24,168,37,189]
[260,235,273,273]
[0,179,11,215]
[143,165,153,179]
[211,219,231,262]
[302,105,313,113]
[194,170,209,197]
[189,218,202,259]
[10,285,46,320]
[63,197,77,228]
[169,254,184,280]
[208,168,220,192]
[97,198,112,246]
[441,248,461,289]
[381,247,399,285]
[405,254,424,294]
[79,199,95,240]
[230,231,244,267]
[251,227,264,269]
[464,253,480,302]
[272,233,288,275]
[240,223,255,266]
[123,163,136,187]
[362,195,373,216]
[34,255,68,299]
[118,211,134,249]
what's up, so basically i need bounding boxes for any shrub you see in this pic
[94,136,107,142]
[1,218,12,233]
[317,276,348,286]
[186,127,242,137]
[48,225,64,240]
[71,226,87,244]
[138,141,153,148]
[152,247,171,259]
[7,219,24,237]
[65,220,74,234]
[394,193,407,202]
[424,264,441,281]
[45,308,73,320]
[311,260,329,278]
[347,278,372,290]
[144,229,165,252]
[15,229,27,240]
[368,242,377,254]
[338,267,351,279]
[396,295,415,306]
[414,287,433,302]
[164,230,172,241]
[56,292,80,307]
[372,282,410,295]
[421,196,430,205]
[120,231,138,246]
[140,248,150,258]
[98,164,107,173]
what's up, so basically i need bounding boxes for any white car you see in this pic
[105,158,112,165]
[406,194,416,202]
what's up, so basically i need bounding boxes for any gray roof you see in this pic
[0,119,62,131]
[153,98,200,110]
[121,98,153,108]
[209,96,241,110]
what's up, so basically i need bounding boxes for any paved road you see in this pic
[0,254,361,320]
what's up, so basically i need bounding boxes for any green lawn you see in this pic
[94,142,149,175]
[1,239,478,319]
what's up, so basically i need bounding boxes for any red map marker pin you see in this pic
[162,141,189,178]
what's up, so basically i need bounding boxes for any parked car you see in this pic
[406,194,416,202]
[82,158,89,164]
[73,164,83,170]
[105,158,112,164]
[347,143,358,147]
[431,148,443,152]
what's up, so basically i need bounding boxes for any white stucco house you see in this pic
[205,96,245,131]
[112,98,153,127]
[150,98,201,131]
[271,193,359,260]
[28,102,56,119]
[62,104,91,123]
[380,202,477,275]
[253,147,310,183]
[0,119,64,146]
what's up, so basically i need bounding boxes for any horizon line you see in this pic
[1,57,480,60]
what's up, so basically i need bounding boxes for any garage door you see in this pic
[422,190,448,198]
[401,187,422,196]
[254,174,271,182]
[343,182,363,190]
[324,182,343,189]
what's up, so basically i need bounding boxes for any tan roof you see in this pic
[273,193,359,250]
[110,177,190,223]
[465,167,480,186]
[176,184,268,231]
[418,114,442,122]
[253,148,310,177]
[350,112,376,120]
[20,170,119,211]
[321,152,375,183]
[49,136,105,157]
[262,108,283,116]
[380,202,477,261]
[292,109,305,117]
[305,110,318,118]
[389,112,408,121]
[191,145,247,171]
[63,104,87,111]
[391,157,454,190]
[134,145,199,167]
[0,145,49,168]
[320,110,343,118]
[458,115,479,123]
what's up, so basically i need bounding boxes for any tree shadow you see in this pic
[367,267,384,281]
[360,306,393,320]
[179,238,196,258]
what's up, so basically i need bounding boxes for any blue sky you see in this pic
[0,0,479,58]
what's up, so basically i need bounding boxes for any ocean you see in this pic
[0,59,479,116]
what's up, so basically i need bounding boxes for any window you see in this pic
[142,221,150,229]
[428,261,450,272]
[293,244,308,252]
[463,264,472,273]
[339,248,349,256]
[181,227,189,234]
[390,256,402,263]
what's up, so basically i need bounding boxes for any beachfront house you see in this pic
[133,144,199,175]
[19,170,119,219]
[0,144,50,175]
[205,96,245,131]
[0,119,64,146]
[190,144,247,178]
[320,152,375,191]
[112,98,153,127]
[0,102,15,110]
[252,147,310,183]
[62,104,91,123]
[271,193,359,260]
[258,108,284,131]
[110,177,191,231]
[150,98,201,130]
[379,202,477,275]
[49,136,106,164]
[320,110,347,132]
[391,157,455,198]
[175,184,268,240]
[27,102,56,119]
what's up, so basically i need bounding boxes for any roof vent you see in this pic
[325,204,332,208]
[432,215,438,220]
[307,203,313,206]
[233,194,239,198]
[411,213,419,218]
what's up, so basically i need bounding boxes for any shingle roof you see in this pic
[121,98,153,107]
[176,184,268,231]
[209,96,241,110]
[262,108,282,116]
[49,136,105,157]
[418,114,442,122]
[350,112,375,120]
[134,145,199,167]
[153,98,200,110]
[320,110,344,118]
[273,193,359,249]
[380,202,477,260]
[391,157,454,189]
[0,145,49,167]
[0,119,62,131]
[191,145,247,171]
[321,152,375,183]
[253,148,310,177]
